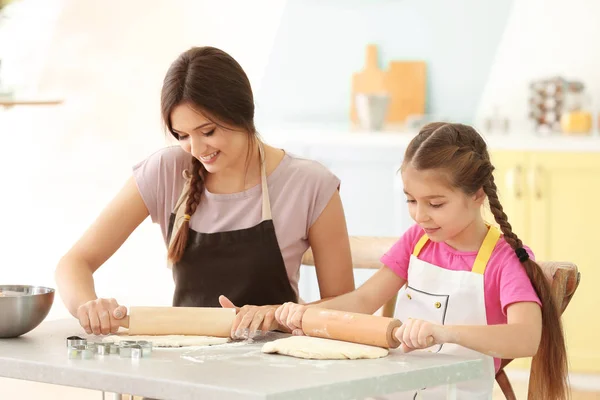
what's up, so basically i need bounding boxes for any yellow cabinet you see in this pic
[486,150,600,373]
[483,151,530,242]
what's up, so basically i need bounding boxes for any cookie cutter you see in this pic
[96,343,111,355]
[109,343,120,354]
[118,345,133,358]
[65,336,153,359]
[67,345,85,359]
[130,344,144,359]
[66,335,87,347]
[85,342,99,353]
[67,344,94,360]
[135,340,153,356]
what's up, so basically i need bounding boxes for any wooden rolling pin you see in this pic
[302,308,435,349]
[302,308,402,349]
[117,306,235,337]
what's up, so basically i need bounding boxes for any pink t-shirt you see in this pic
[132,146,341,297]
[381,223,542,372]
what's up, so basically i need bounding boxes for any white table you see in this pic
[0,319,484,399]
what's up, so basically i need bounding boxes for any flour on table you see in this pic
[102,334,230,348]
[261,336,388,360]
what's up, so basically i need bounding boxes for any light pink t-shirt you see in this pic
[132,146,341,297]
[381,223,542,372]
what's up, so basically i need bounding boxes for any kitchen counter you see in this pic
[260,125,600,152]
[0,319,484,400]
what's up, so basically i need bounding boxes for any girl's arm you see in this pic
[276,266,407,332]
[398,301,542,358]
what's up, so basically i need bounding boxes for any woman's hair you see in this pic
[403,122,568,400]
[161,46,256,263]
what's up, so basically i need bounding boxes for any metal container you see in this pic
[0,285,54,338]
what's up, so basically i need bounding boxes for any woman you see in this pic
[55,46,355,338]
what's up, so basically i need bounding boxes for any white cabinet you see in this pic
[269,133,413,237]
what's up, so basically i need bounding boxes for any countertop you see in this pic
[0,319,484,400]
[260,124,600,152]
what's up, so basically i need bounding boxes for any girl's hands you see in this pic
[76,298,127,335]
[274,302,308,336]
[394,318,448,353]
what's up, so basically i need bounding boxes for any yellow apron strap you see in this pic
[472,225,502,275]
[412,233,430,257]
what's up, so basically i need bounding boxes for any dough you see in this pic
[102,334,230,348]
[261,336,389,360]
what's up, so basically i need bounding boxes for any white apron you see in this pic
[385,226,500,399]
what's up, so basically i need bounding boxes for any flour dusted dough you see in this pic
[102,334,229,348]
[261,336,388,360]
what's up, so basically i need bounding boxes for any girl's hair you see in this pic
[161,46,256,263]
[403,122,568,400]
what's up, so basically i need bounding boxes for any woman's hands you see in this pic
[219,296,280,339]
[77,298,127,335]
[394,318,448,353]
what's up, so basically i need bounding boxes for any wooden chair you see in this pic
[495,261,580,400]
[302,238,581,399]
[301,236,400,317]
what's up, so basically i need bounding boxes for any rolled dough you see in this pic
[261,336,389,360]
[102,334,230,348]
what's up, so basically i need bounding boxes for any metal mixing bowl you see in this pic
[0,285,55,338]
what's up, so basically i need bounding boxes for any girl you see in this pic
[55,46,355,339]
[274,123,568,399]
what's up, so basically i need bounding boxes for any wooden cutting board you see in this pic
[350,44,426,125]
[384,60,426,123]
[349,44,387,123]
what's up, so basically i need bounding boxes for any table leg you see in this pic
[445,383,457,400]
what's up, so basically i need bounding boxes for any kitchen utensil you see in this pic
[0,285,54,338]
[383,60,426,124]
[67,337,152,359]
[301,308,433,349]
[350,44,387,124]
[350,45,427,126]
[66,335,86,347]
[355,93,390,130]
[302,308,400,348]
[116,306,236,337]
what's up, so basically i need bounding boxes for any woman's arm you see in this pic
[397,302,542,358]
[307,190,355,299]
[55,176,149,329]
[221,190,360,337]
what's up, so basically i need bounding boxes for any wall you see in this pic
[475,0,600,130]
[0,0,287,320]
[255,0,513,126]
